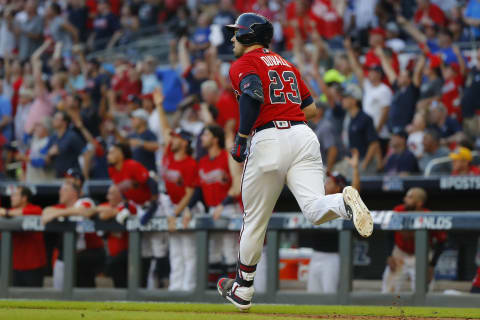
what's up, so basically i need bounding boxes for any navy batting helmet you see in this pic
[226,13,273,47]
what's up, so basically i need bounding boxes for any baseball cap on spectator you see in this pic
[327,171,347,189]
[447,62,460,74]
[141,93,153,101]
[428,55,442,69]
[386,22,400,35]
[127,94,141,105]
[369,64,384,74]
[342,84,362,101]
[449,147,473,162]
[369,27,386,38]
[65,168,85,185]
[131,108,149,122]
[171,128,193,143]
[391,127,408,140]
[324,69,345,84]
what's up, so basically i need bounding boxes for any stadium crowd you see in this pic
[0,0,479,294]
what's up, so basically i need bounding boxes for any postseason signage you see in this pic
[3,211,480,232]
[2,176,480,197]
[439,176,480,190]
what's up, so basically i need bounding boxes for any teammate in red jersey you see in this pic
[42,181,105,288]
[154,88,199,291]
[107,142,159,225]
[382,188,446,293]
[217,13,373,310]
[0,186,46,287]
[188,124,241,287]
[95,184,137,288]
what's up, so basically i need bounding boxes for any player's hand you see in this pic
[387,256,397,272]
[212,205,224,220]
[230,134,248,162]
[41,211,56,225]
[182,208,192,229]
[167,216,176,232]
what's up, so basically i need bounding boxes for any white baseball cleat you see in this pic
[217,278,252,311]
[343,186,373,238]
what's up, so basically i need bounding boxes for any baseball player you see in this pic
[0,186,46,287]
[382,188,446,293]
[96,185,138,288]
[217,13,373,310]
[42,181,104,288]
[153,88,199,291]
[189,124,240,287]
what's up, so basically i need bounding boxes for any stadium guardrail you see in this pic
[0,212,479,307]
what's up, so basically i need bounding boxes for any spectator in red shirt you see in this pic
[414,0,446,28]
[382,187,446,293]
[0,186,46,287]
[309,0,345,47]
[201,80,239,131]
[95,184,137,288]
[450,147,480,175]
[42,181,105,288]
[154,88,198,291]
[441,60,465,122]
[364,28,400,81]
[283,0,313,50]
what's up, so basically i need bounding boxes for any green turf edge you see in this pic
[0,309,311,320]
[0,300,478,318]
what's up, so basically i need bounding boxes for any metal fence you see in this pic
[0,212,479,307]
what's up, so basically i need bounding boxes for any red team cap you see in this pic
[369,27,387,38]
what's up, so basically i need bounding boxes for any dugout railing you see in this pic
[0,212,479,307]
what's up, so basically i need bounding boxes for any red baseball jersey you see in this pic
[162,145,198,205]
[99,202,137,257]
[198,150,232,207]
[108,159,151,205]
[393,205,447,255]
[12,204,47,271]
[229,47,311,131]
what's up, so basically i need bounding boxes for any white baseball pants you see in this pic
[307,251,340,293]
[208,204,240,265]
[168,232,196,291]
[239,124,347,269]
[382,245,416,293]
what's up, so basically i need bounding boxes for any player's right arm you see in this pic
[153,88,172,151]
[41,205,95,225]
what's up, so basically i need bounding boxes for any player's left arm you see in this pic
[230,73,263,162]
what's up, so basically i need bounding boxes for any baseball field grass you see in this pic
[0,300,479,320]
